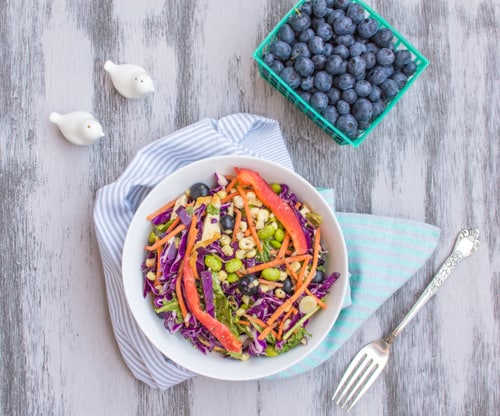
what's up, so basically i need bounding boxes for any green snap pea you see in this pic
[227,273,239,283]
[274,228,285,242]
[261,267,281,281]
[204,255,222,272]
[225,258,243,274]
[257,224,275,240]
[270,240,282,249]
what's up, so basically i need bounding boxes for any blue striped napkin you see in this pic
[94,113,440,388]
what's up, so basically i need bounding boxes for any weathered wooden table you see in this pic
[1,1,498,415]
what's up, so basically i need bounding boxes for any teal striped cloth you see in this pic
[273,188,440,378]
[94,113,440,388]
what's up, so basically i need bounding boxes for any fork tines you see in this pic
[332,350,383,412]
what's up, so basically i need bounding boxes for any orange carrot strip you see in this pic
[244,314,278,338]
[244,254,311,274]
[145,223,186,251]
[237,185,263,252]
[152,247,163,288]
[258,279,283,287]
[146,198,176,220]
[232,208,242,243]
[221,191,238,204]
[184,214,200,278]
[175,266,189,325]
[155,247,162,278]
[237,320,251,326]
[257,321,279,341]
[305,288,327,309]
[184,214,199,255]
[277,306,298,340]
[295,258,309,289]
[275,249,293,257]
[165,216,181,233]
[305,228,321,286]
[277,232,290,259]
[265,228,322,327]
[243,314,266,327]
[285,264,299,284]
[224,175,239,193]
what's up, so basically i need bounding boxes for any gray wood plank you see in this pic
[0,0,498,415]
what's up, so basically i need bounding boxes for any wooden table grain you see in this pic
[1,1,498,415]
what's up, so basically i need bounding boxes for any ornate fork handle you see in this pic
[384,228,480,345]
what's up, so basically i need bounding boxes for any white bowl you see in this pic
[122,155,348,381]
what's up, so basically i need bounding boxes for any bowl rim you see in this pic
[121,155,348,380]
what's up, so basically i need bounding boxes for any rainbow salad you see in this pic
[141,167,339,359]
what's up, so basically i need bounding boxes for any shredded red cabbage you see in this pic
[201,270,215,317]
[141,170,341,359]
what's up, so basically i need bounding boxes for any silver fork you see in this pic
[332,228,480,412]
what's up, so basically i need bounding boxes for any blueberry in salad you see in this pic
[142,167,340,360]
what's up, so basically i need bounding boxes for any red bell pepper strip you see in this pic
[235,167,308,255]
[182,258,242,353]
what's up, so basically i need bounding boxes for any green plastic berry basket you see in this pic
[253,0,429,147]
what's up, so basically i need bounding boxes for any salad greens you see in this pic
[142,167,339,359]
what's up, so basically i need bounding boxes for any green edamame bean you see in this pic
[156,222,169,233]
[271,183,282,194]
[270,240,282,249]
[274,228,285,242]
[225,258,243,273]
[204,255,222,272]
[227,273,239,283]
[265,346,279,356]
[261,267,281,281]
[148,231,157,244]
[258,224,275,240]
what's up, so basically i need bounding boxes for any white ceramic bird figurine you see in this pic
[49,111,105,146]
[104,60,155,99]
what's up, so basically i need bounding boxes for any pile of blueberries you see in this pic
[262,0,417,139]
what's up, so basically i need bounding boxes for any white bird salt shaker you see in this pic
[49,111,105,146]
[104,60,155,99]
